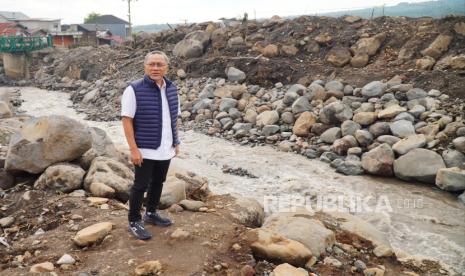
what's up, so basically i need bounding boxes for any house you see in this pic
[0,11,29,22]
[0,11,61,35]
[85,14,130,40]
[0,22,28,36]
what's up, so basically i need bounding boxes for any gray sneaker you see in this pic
[128,221,152,240]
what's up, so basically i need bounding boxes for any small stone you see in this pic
[436,167,465,192]
[324,256,342,268]
[392,134,427,155]
[86,197,109,206]
[73,222,113,247]
[232,243,241,251]
[135,260,162,276]
[0,216,14,227]
[179,199,206,211]
[57,254,75,265]
[30,262,55,273]
[170,228,190,239]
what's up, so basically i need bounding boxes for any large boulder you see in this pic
[83,156,134,202]
[263,211,335,257]
[246,228,312,266]
[173,30,210,58]
[5,115,92,174]
[435,167,465,192]
[229,195,264,228]
[393,149,446,183]
[421,34,453,59]
[34,163,85,192]
[361,144,395,176]
[319,101,353,124]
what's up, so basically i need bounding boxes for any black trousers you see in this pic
[128,159,171,222]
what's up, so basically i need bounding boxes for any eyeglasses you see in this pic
[145,62,167,68]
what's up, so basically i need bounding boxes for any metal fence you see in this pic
[0,35,53,53]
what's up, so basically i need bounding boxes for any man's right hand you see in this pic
[130,148,143,166]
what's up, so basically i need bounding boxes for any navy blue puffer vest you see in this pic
[130,75,180,149]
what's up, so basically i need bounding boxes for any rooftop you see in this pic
[86,14,129,25]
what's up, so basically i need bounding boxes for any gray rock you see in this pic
[0,101,12,119]
[287,84,307,95]
[173,30,209,58]
[442,150,465,169]
[459,192,465,205]
[341,120,361,136]
[159,178,186,209]
[262,125,280,136]
[82,89,98,104]
[179,199,206,211]
[390,120,415,138]
[219,98,237,112]
[84,156,134,201]
[291,96,312,114]
[336,160,364,175]
[361,81,387,98]
[435,167,465,192]
[192,99,213,113]
[321,127,342,144]
[394,149,446,183]
[283,91,299,106]
[362,143,395,176]
[409,105,426,117]
[355,130,373,147]
[230,195,264,227]
[369,122,391,137]
[325,80,344,92]
[232,123,252,133]
[57,254,76,265]
[453,137,465,153]
[394,112,415,122]
[320,101,353,124]
[5,116,92,174]
[376,135,401,146]
[406,88,427,101]
[199,84,216,99]
[281,112,294,124]
[456,127,465,137]
[347,147,363,156]
[226,67,246,82]
[343,85,354,95]
[34,163,85,192]
[392,134,427,155]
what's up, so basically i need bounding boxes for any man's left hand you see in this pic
[175,145,180,156]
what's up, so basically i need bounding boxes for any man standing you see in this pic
[121,50,180,240]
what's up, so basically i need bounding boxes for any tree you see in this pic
[84,12,101,23]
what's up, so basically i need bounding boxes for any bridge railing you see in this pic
[0,35,53,53]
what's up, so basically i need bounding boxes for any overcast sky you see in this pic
[3,0,430,25]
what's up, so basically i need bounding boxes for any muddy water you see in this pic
[12,87,465,273]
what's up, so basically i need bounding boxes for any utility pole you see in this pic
[124,0,137,36]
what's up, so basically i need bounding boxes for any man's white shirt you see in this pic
[121,81,180,161]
